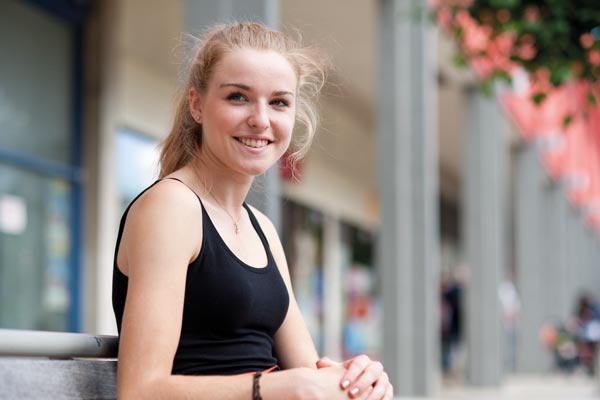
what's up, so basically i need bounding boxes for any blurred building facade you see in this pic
[1,0,600,396]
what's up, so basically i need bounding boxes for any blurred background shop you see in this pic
[1,0,599,397]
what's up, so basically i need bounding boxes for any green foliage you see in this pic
[467,0,600,85]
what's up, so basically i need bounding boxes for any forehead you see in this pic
[209,48,297,91]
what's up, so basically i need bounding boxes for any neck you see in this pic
[186,157,253,212]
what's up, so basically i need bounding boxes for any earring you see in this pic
[195,115,202,123]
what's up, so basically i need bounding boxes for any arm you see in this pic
[116,181,351,400]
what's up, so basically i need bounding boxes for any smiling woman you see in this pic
[187,48,298,177]
[112,22,393,400]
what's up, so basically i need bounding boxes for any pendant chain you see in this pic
[206,190,242,234]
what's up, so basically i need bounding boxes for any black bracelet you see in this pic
[252,371,263,400]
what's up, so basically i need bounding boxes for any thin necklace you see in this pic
[206,190,243,234]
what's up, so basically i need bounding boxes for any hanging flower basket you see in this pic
[430,0,600,236]
[429,0,600,105]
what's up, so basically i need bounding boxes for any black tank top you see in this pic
[112,178,290,375]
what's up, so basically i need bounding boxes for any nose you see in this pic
[248,102,270,132]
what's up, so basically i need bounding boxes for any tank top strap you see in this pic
[243,203,272,252]
[164,177,205,208]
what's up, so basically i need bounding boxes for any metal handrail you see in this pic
[0,329,118,358]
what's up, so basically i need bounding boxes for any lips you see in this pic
[235,137,272,148]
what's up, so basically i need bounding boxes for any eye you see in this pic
[226,92,248,102]
[270,98,290,107]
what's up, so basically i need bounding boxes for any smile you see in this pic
[235,137,272,148]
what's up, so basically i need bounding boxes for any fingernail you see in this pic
[341,379,350,389]
[350,387,360,396]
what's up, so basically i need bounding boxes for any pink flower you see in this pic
[436,7,454,32]
[485,33,517,73]
[524,5,540,23]
[470,56,494,79]
[517,42,537,60]
[521,34,535,46]
[494,32,516,56]
[529,68,553,95]
[580,33,595,49]
[589,50,600,67]
[456,10,476,30]
[462,24,491,54]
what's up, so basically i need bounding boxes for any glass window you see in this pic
[0,0,74,164]
[0,0,80,332]
[282,200,325,352]
[342,224,381,360]
[0,166,72,331]
[116,129,160,212]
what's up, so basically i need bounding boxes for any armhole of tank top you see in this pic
[243,203,273,253]
[163,177,206,266]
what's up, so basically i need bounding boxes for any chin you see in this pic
[239,162,276,177]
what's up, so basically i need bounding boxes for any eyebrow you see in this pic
[220,83,294,97]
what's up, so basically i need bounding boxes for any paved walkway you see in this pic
[399,374,599,399]
[441,374,598,399]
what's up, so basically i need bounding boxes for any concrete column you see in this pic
[515,143,552,372]
[584,226,599,298]
[541,180,569,322]
[184,0,282,231]
[573,210,586,300]
[565,204,581,313]
[89,0,123,334]
[377,0,439,396]
[322,216,343,361]
[463,90,504,386]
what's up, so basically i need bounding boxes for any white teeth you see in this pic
[238,137,269,148]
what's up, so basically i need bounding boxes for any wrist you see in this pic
[260,368,308,400]
[253,371,263,400]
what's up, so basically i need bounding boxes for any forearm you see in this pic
[121,369,301,400]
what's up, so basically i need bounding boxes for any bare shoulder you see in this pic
[130,179,200,216]
[121,179,203,271]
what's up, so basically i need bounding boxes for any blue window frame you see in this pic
[0,0,88,332]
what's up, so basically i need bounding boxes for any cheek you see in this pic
[274,113,296,141]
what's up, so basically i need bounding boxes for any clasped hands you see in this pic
[316,355,393,400]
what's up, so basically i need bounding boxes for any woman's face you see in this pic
[192,47,297,177]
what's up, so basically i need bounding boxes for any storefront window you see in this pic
[0,0,73,164]
[341,224,382,359]
[0,167,72,331]
[0,0,81,331]
[282,200,325,352]
[116,129,160,212]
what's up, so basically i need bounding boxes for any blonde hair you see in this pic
[159,22,327,177]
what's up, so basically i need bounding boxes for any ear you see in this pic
[188,88,203,123]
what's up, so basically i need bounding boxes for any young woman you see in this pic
[112,22,393,400]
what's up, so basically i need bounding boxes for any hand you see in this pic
[281,366,353,400]
[316,355,393,400]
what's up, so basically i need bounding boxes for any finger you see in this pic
[355,385,373,400]
[341,355,371,389]
[347,361,384,398]
[384,383,394,400]
[365,373,389,400]
[316,356,338,369]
